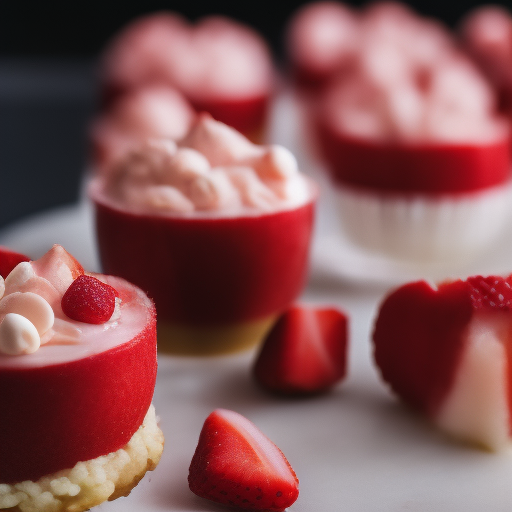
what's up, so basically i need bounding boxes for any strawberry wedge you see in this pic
[254,305,349,395]
[189,409,299,511]
[373,275,512,450]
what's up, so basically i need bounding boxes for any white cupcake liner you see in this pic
[333,181,512,262]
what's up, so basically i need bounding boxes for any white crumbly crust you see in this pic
[334,182,512,262]
[0,405,164,512]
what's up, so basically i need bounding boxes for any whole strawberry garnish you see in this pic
[61,275,118,324]
[253,305,348,395]
[188,409,299,511]
[0,246,30,278]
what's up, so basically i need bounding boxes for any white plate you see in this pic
[2,203,512,512]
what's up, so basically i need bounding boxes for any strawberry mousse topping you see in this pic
[103,115,310,215]
[315,3,507,144]
[102,13,273,102]
[461,6,512,113]
[0,245,148,365]
[91,85,196,171]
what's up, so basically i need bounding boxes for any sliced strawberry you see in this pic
[373,275,512,449]
[0,246,30,278]
[189,409,299,511]
[253,306,348,395]
[62,275,117,324]
[31,244,84,295]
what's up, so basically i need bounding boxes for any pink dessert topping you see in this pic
[294,2,507,143]
[103,13,273,101]
[0,246,123,357]
[104,115,310,215]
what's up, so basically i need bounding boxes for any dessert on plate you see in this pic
[308,2,512,261]
[89,115,317,355]
[0,245,163,511]
[90,85,195,173]
[373,274,512,451]
[100,12,274,142]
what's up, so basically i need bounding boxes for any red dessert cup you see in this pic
[89,178,317,355]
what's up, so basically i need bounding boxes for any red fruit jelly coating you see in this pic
[0,246,30,278]
[62,275,118,324]
[467,275,512,310]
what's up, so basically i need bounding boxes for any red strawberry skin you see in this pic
[316,118,511,194]
[0,277,157,483]
[373,279,481,416]
[62,275,117,324]
[0,246,30,278]
[254,306,348,395]
[189,409,299,511]
[91,182,315,326]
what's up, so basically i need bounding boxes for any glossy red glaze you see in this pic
[91,182,316,326]
[373,280,474,416]
[253,306,348,395]
[0,281,157,484]
[0,246,30,278]
[316,119,511,194]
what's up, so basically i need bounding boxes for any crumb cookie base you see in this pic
[157,315,277,356]
[333,182,512,262]
[0,405,163,512]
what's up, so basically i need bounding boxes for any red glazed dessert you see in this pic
[90,85,195,173]
[89,115,316,355]
[0,245,163,511]
[100,12,274,142]
[374,274,512,451]
[460,6,512,115]
[308,2,512,261]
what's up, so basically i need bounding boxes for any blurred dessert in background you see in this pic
[90,85,196,172]
[99,12,275,142]
[89,115,317,355]
[287,1,512,263]
[460,5,512,117]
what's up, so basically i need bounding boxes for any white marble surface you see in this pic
[2,201,512,512]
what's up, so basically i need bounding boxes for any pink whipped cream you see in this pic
[461,6,512,111]
[295,2,507,142]
[102,13,273,101]
[103,115,311,215]
[91,85,196,171]
[0,246,151,368]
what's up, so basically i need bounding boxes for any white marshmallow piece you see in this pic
[0,292,54,336]
[4,262,36,294]
[0,313,41,355]
[0,276,4,301]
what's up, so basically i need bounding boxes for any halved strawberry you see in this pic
[253,305,348,395]
[62,275,117,324]
[189,409,299,511]
[0,246,30,278]
[373,276,512,450]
